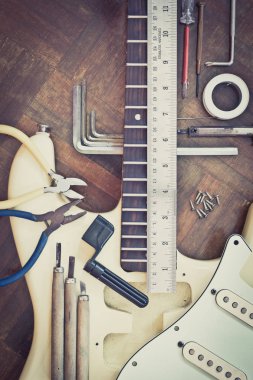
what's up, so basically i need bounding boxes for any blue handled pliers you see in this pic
[0,200,86,286]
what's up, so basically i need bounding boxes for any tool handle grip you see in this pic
[77,295,89,380]
[64,280,77,380]
[84,260,149,308]
[182,25,190,83]
[0,231,48,286]
[0,124,51,173]
[0,188,44,210]
[51,268,64,380]
[0,209,38,220]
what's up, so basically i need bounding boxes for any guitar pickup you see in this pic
[216,289,253,327]
[183,341,247,380]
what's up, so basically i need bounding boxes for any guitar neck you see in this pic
[121,0,177,293]
[120,0,148,273]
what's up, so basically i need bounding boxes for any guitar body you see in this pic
[118,235,253,380]
[8,131,219,380]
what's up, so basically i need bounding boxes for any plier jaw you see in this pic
[45,170,87,200]
[35,199,87,236]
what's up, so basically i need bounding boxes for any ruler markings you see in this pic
[147,0,177,293]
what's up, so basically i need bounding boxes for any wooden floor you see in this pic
[0,0,253,378]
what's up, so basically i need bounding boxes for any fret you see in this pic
[126,85,147,89]
[123,178,147,181]
[125,106,147,109]
[127,40,147,43]
[122,224,147,236]
[121,247,147,251]
[127,43,147,64]
[124,125,147,128]
[121,259,147,263]
[122,193,147,197]
[122,222,147,226]
[122,235,147,239]
[124,143,147,147]
[126,63,147,66]
[128,15,148,19]
[122,208,147,211]
[123,161,147,164]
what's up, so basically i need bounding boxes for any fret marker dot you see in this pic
[135,113,141,120]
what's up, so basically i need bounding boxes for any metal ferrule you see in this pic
[65,278,76,284]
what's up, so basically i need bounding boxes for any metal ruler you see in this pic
[147,0,177,293]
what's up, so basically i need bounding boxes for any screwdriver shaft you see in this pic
[196,2,205,97]
[182,25,190,98]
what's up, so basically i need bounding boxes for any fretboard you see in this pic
[120,0,148,272]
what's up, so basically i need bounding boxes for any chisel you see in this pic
[51,243,64,380]
[64,256,77,380]
[177,126,253,137]
[77,282,89,380]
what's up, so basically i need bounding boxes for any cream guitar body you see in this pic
[118,234,253,380]
[8,130,219,380]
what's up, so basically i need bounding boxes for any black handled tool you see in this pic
[82,215,149,308]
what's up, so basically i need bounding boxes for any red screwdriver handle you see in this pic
[182,25,190,84]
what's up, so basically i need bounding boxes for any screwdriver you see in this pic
[196,2,205,97]
[177,126,253,137]
[180,0,195,98]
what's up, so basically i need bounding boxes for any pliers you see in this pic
[0,125,87,209]
[0,199,86,286]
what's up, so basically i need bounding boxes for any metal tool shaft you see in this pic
[196,2,205,97]
[206,0,236,66]
[64,257,77,380]
[51,243,64,380]
[178,126,253,137]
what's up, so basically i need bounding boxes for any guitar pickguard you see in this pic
[8,131,219,380]
[117,235,253,380]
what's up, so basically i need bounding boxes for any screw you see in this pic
[203,200,209,211]
[37,123,51,133]
[196,209,203,219]
[205,199,215,208]
[190,200,195,211]
[215,195,220,205]
[195,191,202,203]
[198,209,208,218]
[205,192,213,201]
[200,193,206,203]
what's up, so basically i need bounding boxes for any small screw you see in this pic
[205,192,213,201]
[195,191,202,203]
[200,193,206,203]
[211,289,216,295]
[206,199,215,208]
[190,200,195,211]
[203,200,209,211]
[196,209,203,219]
[199,209,208,218]
[215,195,220,205]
